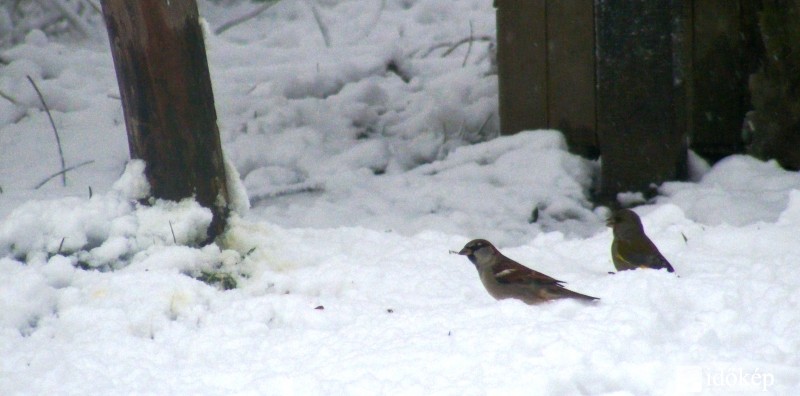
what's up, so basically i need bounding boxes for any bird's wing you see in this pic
[617,239,674,271]
[491,258,564,285]
[644,251,674,271]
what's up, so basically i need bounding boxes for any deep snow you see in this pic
[1,1,799,394]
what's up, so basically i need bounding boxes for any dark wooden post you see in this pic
[494,1,768,204]
[101,0,230,241]
[744,0,800,170]
[496,0,547,135]
[690,0,757,162]
[546,0,598,158]
[495,0,598,157]
[595,0,689,203]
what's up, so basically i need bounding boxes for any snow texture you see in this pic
[1,1,799,394]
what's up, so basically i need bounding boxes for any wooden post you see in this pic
[595,0,689,203]
[496,0,547,135]
[690,0,752,162]
[495,0,599,156]
[101,0,230,241]
[546,0,598,158]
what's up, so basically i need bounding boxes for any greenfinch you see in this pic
[457,239,598,304]
[607,209,675,273]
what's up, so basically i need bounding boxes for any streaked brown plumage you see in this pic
[457,239,598,304]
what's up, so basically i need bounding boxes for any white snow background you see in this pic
[1,1,799,394]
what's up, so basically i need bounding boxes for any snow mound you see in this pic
[659,155,800,226]
[0,162,213,270]
[250,130,602,246]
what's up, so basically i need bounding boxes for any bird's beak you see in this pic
[457,247,471,256]
[605,216,616,227]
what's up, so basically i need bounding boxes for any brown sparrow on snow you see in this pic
[456,239,598,304]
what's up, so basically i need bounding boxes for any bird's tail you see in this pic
[546,285,599,302]
[563,288,599,302]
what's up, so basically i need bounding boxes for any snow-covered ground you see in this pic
[1,1,799,394]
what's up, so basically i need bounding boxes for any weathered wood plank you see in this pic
[102,0,230,240]
[595,0,688,202]
[547,0,598,157]
[496,0,547,134]
[691,0,748,161]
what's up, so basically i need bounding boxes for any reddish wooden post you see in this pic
[101,0,230,241]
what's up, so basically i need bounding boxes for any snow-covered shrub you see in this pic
[0,0,104,48]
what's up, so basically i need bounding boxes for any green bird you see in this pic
[607,209,675,273]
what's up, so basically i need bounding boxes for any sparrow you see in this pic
[456,239,598,304]
[607,209,675,273]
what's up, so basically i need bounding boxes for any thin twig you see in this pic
[0,89,20,106]
[34,0,92,37]
[462,21,474,67]
[57,237,65,255]
[215,1,278,35]
[442,35,492,57]
[307,0,331,47]
[27,75,67,187]
[456,120,466,141]
[2,13,62,48]
[417,35,493,58]
[34,160,94,189]
[249,181,324,205]
[81,0,102,15]
[356,0,385,41]
[416,42,452,58]
[475,112,494,139]
[169,221,177,244]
